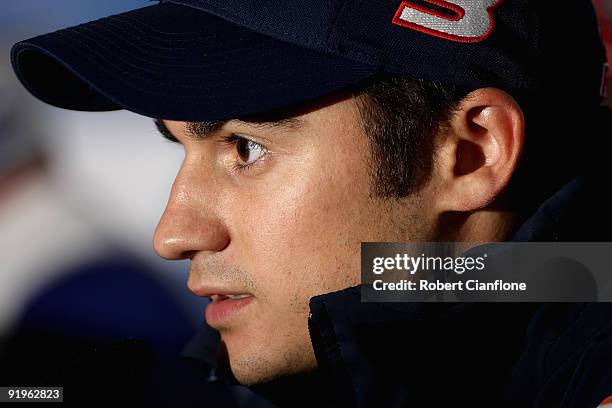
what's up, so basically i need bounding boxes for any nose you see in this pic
[153,165,230,260]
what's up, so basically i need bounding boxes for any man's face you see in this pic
[153,95,434,385]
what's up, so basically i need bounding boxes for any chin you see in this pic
[225,337,318,386]
[229,355,286,386]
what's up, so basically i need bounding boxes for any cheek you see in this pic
[229,138,373,304]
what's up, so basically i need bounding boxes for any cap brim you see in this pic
[11,2,378,121]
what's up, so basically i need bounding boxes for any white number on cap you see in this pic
[392,0,503,43]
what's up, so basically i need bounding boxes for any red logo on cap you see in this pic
[392,0,503,43]
[598,395,612,407]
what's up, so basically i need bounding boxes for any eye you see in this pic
[236,137,266,165]
[221,134,269,172]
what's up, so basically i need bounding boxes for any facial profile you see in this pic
[152,94,438,384]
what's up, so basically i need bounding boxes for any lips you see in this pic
[204,293,255,326]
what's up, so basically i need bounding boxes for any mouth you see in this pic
[210,293,253,301]
[205,293,255,326]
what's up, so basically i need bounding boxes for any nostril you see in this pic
[217,237,231,252]
[183,250,198,260]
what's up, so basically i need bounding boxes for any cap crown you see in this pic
[167,0,608,99]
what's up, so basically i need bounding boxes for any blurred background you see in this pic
[0,1,610,407]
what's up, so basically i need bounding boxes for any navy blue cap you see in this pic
[10,0,608,121]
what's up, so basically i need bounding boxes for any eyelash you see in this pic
[220,134,268,173]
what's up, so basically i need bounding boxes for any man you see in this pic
[9,0,612,406]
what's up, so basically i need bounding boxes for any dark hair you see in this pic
[353,75,467,199]
[352,74,607,214]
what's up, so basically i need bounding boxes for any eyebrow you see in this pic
[154,116,304,143]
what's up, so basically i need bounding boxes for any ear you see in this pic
[433,88,524,212]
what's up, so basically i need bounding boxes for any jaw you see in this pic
[219,312,317,386]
